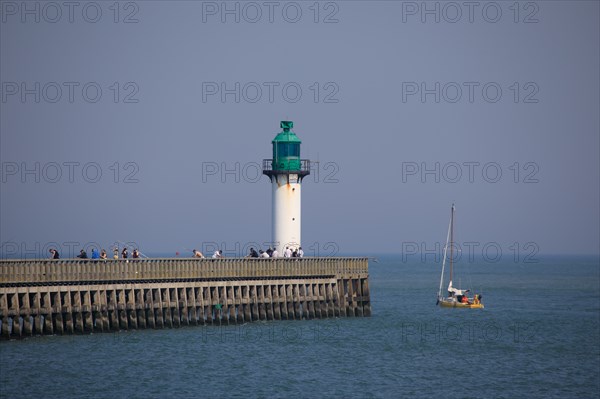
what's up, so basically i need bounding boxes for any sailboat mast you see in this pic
[438,206,453,299]
[449,204,454,283]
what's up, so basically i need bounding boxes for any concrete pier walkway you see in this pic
[0,258,370,338]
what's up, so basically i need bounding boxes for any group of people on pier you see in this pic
[48,247,141,260]
[48,245,305,260]
[192,246,304,259]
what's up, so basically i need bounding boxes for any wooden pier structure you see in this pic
[0,258,370,339]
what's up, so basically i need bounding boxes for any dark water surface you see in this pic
[1,256,599,398]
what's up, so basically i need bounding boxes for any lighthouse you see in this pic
[263,121,310,254]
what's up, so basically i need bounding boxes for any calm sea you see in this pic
[1,255,599,398]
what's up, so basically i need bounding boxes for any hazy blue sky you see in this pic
[1,1,598,258]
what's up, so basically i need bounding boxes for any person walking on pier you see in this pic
[132,249,140,259]
[91,248,99,259]
[100,249,107,260]
[77,249,88,259]
[49,249,59,259]
[260,250,270,258]
[298,247,304,258]
[113,247,119,259]
[193,249,205,258]
[121,247,128,259]
[271,248,279,258]
[248,247,259,258]
[212,250,223,259]
[284,246,292,258]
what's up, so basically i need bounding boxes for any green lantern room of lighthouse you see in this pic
[272,121,302,171]
[263,121,310,179]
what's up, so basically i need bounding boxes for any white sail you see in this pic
[447,281,466,296]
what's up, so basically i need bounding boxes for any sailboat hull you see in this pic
[438,299,484,309]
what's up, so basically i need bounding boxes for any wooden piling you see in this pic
[265,284,274,320]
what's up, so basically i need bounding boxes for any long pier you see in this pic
[0,258,370,339]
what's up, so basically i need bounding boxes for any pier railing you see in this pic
[0,257,369,285]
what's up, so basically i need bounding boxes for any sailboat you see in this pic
[436,204,484,309]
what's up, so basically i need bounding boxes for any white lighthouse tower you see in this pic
[262,121,310,254]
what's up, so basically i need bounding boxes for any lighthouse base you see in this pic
[271,174,302,253]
